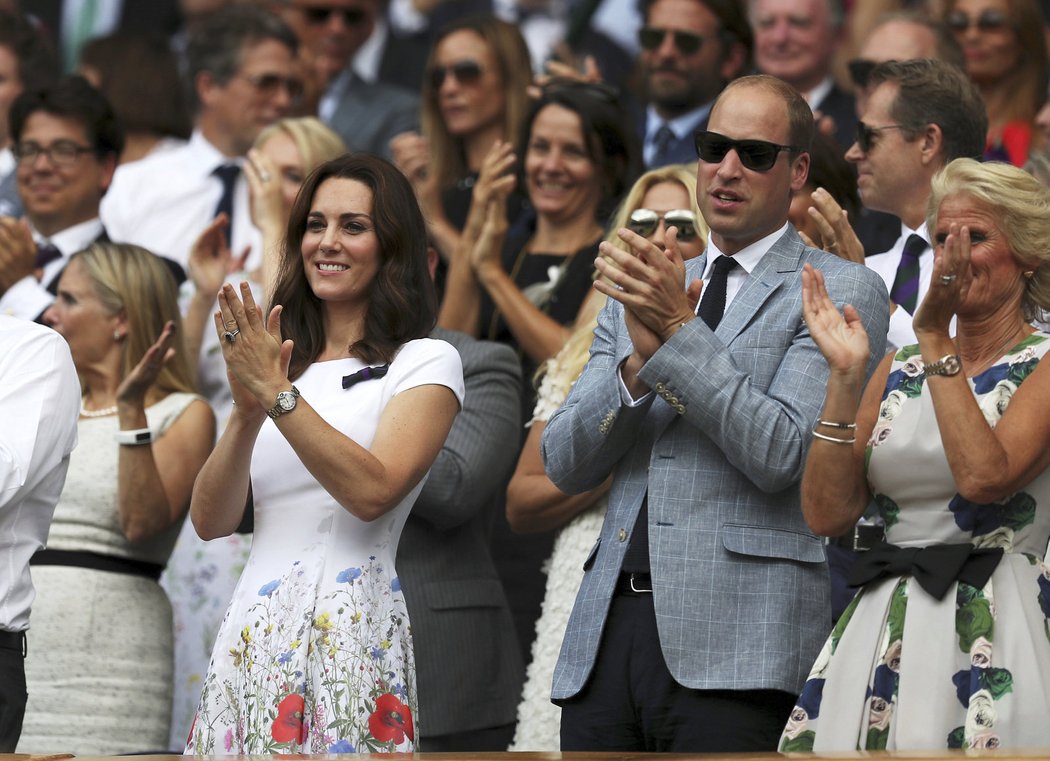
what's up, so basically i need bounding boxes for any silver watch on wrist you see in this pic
[267,386,300,419]
[924,354,961,377]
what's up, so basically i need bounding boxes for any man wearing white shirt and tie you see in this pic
[0,76,120,322]
[0,315,79,751]
[845,59,986,350]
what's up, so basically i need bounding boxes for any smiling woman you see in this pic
[185,154,464,755]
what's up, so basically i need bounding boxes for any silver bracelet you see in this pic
[812,429,856,445]
[817,419,857,430]
[115,427,152,446]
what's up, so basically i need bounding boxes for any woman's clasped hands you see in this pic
[214,281,294,417]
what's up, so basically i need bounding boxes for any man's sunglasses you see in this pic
[945,8,1009,33]
[429,60,483,90]
[854,121,907,153]
[302,6,368,25]
[627,209,700,241]
[847,58,878,89]
[694,130,802,172]
[638,26,706,56]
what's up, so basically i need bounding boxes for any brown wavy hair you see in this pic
[272,154,436,379]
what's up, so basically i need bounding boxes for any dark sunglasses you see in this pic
[847,58,878,89]
[628,208,700,241]
[429,60,483,89]
[694,130,802,172]
[855,121,907,153]
[945,8,1009,32]
[638,26,705,55]
[302,6,368,25]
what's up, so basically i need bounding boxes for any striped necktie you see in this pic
[889,234,927,315]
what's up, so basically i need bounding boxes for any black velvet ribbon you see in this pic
[847,541,1004,600]
[342,364,389,390]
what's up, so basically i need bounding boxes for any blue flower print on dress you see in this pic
[329,739,355,752]
[258,579,281,596]
[337,567,362,583]
[391,577,401,592]
[949,492,1035,540]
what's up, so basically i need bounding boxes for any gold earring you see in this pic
[113,330,122,341]
[1024,271,1035,279]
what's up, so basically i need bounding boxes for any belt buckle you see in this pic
[628,572,652,594]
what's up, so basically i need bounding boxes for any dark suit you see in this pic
[397,327,525,750]
[28,0,183,51]
[639,109,709,169]
[325,75,419,161]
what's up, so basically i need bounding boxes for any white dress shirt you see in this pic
[0,217,103,320]
[620,224,788,404]
[0,316,79,632]
[864,222,935,351]
[100,129,262,271]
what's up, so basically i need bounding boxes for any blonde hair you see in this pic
[420,16,532,190]
[540,164,710,386]
[253,116,346,174]
[928,158,1050,319]
[74,242,196,399]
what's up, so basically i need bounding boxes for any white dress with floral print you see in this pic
[780,333,1050,752]
[186,339,464,754]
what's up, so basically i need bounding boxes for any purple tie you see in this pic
[34,242,62,269]
[889,234,927,315]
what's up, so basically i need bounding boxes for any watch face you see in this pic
[944,356,961,374]
[278,392,296,411]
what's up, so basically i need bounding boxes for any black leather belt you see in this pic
[616,571,653,595]
[31,549,163,581]
[828,523,885,552]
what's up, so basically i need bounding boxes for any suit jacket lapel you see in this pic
[715,228,805,343]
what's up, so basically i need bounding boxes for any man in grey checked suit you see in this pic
[541,74,889,752]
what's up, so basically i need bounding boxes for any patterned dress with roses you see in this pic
[780,332,1050,752]
[185,339,464,754]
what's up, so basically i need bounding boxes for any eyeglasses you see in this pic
[694,130,802,172]
[855,121,908,153]
[628,208,700,241]
[13,140,95,166]
[945,8,1009,33]
[429,60,483,89]
[236,72,304,102]
[301,5,367,25]
[638,26,706,55]
[847,58,878,89]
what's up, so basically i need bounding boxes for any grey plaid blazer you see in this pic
[541,226,890,699]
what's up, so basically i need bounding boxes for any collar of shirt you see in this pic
[188,129,244,177]
[897,220,930,252]
[696,222,789,313]
[353,19,386,84]
[803,76,834,111]
[645,101,713,148]
[0,147,14,179]
[33,217,104,259]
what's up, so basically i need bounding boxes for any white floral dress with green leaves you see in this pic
[780,332,1050,752]
[185,339,464,754]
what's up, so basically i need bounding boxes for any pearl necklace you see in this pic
[80,401,118,418]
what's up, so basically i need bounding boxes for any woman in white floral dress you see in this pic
[185,155,463,754]
[781,159,1050,752]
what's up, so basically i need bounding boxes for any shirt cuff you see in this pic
[617,357,653,407]
[0,276,52,320]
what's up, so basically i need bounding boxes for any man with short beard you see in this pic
[637,0,751,169]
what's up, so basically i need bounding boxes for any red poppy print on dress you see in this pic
[271,693,306,744]
[367,693,414,744]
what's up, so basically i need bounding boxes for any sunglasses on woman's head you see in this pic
[429,60,483,89]
[945,8,1009,32]
[638,26,706,55]
[627,209,699,241]
[694,130,802,172]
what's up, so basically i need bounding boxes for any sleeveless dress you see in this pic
[510,350,608,751]
[18,392,202,754]
[780,334,1050,752]
[186,339,464,754]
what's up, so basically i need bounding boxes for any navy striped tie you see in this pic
[889,234,927,315]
